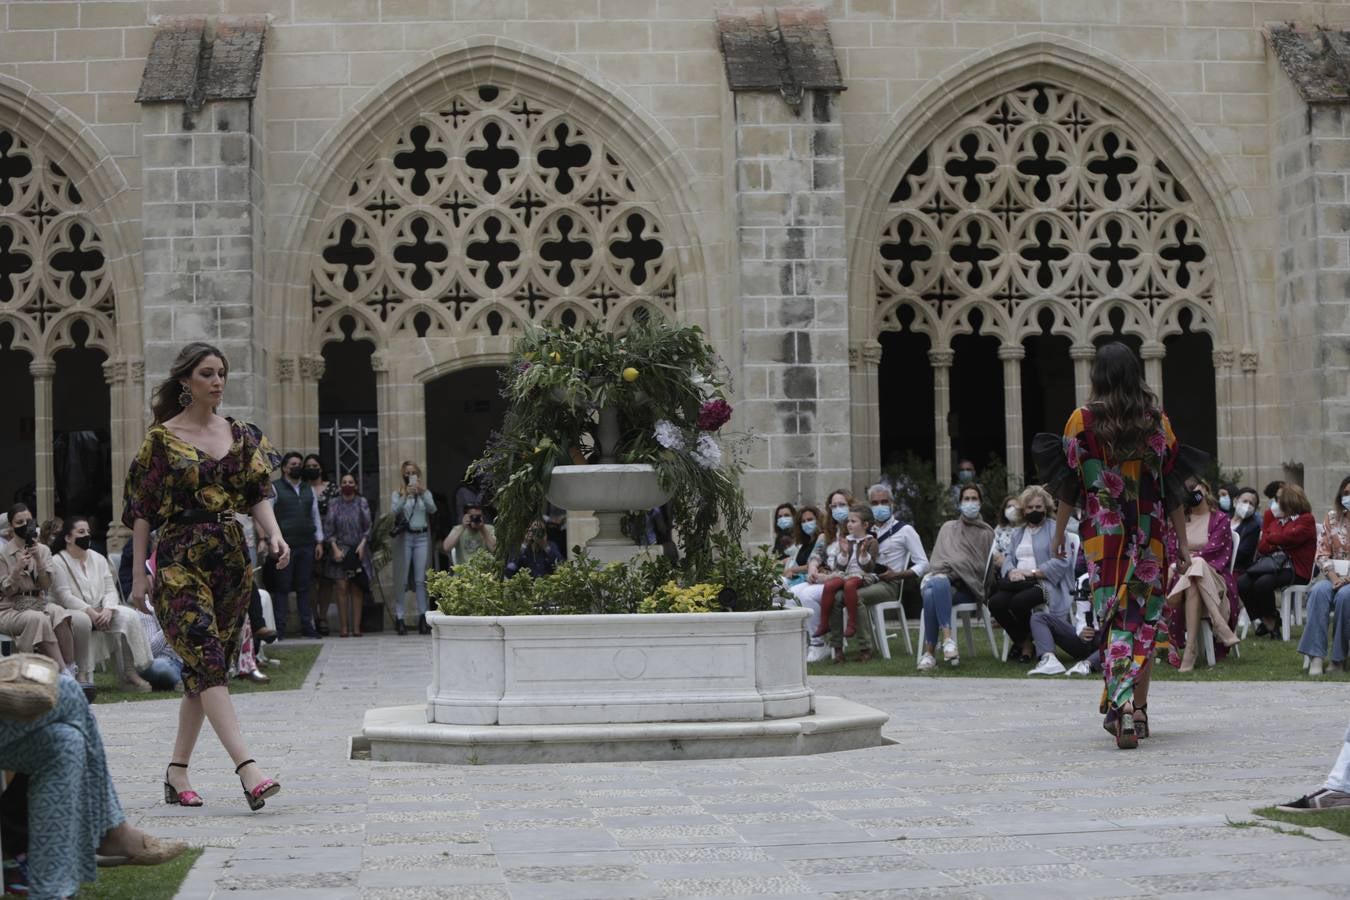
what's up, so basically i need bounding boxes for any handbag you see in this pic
[1246,550,1290,578]
[390,493,417,538]
[0,654,60,722]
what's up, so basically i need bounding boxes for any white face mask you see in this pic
[1270,500,1283,518]
[1234,501,1252,520]
[959,501,982,520]
[1218,495,1231,512]
[1341,496,1350,513]
[1004,506,1021,524]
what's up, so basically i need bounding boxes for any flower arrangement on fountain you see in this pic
[431,318,787,614]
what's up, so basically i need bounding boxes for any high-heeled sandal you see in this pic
[1133,704,1149,739]
[235,758,280,812]
[163,762,203,807]
[1112,705,1138,749]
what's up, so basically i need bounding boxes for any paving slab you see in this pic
[84,633,1350,898]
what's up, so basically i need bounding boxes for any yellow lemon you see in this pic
[622,367,640,382]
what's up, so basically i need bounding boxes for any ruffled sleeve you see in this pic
[1033,407,1087,508]
[238,421,282,509]
[1157,413,1210,515]
[122,428,171,530]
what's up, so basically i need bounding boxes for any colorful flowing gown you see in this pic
[122,419,280,696]
[1036,406,1201,714]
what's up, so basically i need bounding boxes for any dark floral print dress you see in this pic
[122,418,279,696]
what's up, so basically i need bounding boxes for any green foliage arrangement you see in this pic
[428,544,787,617]
[470,318,749,576]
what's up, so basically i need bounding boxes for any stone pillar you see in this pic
[1141,342,1165,405]
[300,355,326,453]
[272,354,298,450]
[1241,348,1259,474]
[999,345,1026,482]
[849,340,882,489]
[1070,345,1094,407]
[929,348,954,487]
[102,358,131,551]
[1212,347,1236,473]
[371,350,395,510]
[30,360,55,520]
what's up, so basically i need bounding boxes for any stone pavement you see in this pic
[92,634,1350,899]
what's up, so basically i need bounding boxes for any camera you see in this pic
[470,514,483,526]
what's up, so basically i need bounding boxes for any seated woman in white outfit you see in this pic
[49,516,154,692]
[788,489,853,662]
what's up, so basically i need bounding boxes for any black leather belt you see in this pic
[406,527,428,534]
[172,509,237,525]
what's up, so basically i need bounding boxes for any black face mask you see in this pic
[16,523,36,544]
[1185,490,1204,509]
[74,535,92,550]
[303,467,321,480]
[1024,510,1046,525]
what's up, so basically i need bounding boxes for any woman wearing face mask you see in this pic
[782,506,820,589]
[324,474,372,638]
[1297,476,1350,675]
[992,494,1023,570]
[790,490,854,662]
[917,485,994,671]
[391,461,436,636]
[0,505,92,692]
[1215,483,1237,517]
[1230,487,1262,574]
[988,486,1075,665]
[1034,342,1205,749]
[771,503,796,560]
[303,455,338,636]
[1161,479,1240,672]
[1238,482,1315,639]
[49,516,155,692]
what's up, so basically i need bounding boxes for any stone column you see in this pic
[1212,347,1235,472]
[102,358,131,550]
[30,360,55,519]
[1241,349,1259,474]
[999,344,1026,482]
[849,340,882,487]
[929,348,954,487]
[1141,342,1165,405]
[371,350,395,508]
[272,354,298,450]
[1070,345,1094,407]
[299,355,326,454]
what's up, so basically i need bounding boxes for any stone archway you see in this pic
[848,35,1256,487]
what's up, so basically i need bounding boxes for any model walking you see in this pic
[124,341,287,809]
[1036,342,1203,748]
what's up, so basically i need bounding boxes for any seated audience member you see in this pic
[233,616,269,684]
[1231,486,1262,575]
[829,484,928,656]
[49,516,154,692]
[917,485,993,671]
[812,505,879,650]
[0,506,94,696]
[0,674,188,898]
[1279,718,1350,812]
[1028,595,1102,676]
[1162,478,1240,672]
[789,490,854,664]
[135,608,184,691]
[781,506,821,590]
[1298,475,1350,675]
[1215,482,1237,517]
[771,503,796,560]
[1238,482,1316,638]
[948,458,980,509]
[991,494,1023,569]
[988,485,1075,664]
[506,519,563,578]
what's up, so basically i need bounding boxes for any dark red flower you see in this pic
[697,398,732,431]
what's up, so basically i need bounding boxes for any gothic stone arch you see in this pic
[848,35,1255,487]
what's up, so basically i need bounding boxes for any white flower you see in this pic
[692,433,722,469]
[654,419,684,451]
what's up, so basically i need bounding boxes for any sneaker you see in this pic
[917,652,937,672]
[806,643,832,664]
[1066,659,1093,676]
[1310,657,1325,676]
[1277,788,1350,812]
[1028,653,1066,676]
[941,638,958,661]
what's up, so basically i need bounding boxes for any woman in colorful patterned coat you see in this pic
[123,342,287,811]
[1036,342,1202,749]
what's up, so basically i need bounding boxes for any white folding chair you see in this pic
[1281,572,1314,642]
[869,581,911,659]
[998,531,1079,661]
[917,542,1000,661]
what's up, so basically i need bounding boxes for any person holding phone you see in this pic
[391,461,436,636]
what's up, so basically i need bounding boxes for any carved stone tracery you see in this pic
[874,83,1214,345]
[311,84,678,342]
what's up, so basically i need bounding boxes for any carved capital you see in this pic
[1240,349,1258,373]
[1069,345,1096,361]
[369,351,389,373]
[860,339,883,365]
[29,359,56,378]
[1212,347,1235,369]
[997,344,1026,361]
[1140,340,1166,360]
[927,348,954,367]
[102,357,127,385]
[300,354,326,382]
[128,358,145,382]
[275,355,297,382]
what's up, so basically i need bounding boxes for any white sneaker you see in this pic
[917,652,937,671]
[1028,653,1066,676]
[806,643,832,664]
[941,638,958,661]
[1066,659,1092,676]
[1309,657,1325,676]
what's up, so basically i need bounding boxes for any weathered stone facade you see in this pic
[2,1,1350,541]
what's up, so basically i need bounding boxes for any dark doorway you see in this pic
[949,311,1005,472]
[424,366,507,532]
[877,321,934,468]
[52,321,111,538]
[0,322,34,513]
[1162,310,1217,457]
[1092,307,1143,358]
[1021,320,1075,473]
[319,315,379,512]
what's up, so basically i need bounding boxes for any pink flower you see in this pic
[1139,623,1156,645]
[1093,506,1122,530]
[1099,470,1125,498]
[1064,436,1082,469]
[1105,641,1131,662]
[1133,556,1161,585]
[1147,430,1168,458]
[697,399,733,431]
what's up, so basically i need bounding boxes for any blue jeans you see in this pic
[271,543,316,637]
[139,656,183,691]
[1297,580,1350,663]
[921,575,976,647]
[395,531,430,621]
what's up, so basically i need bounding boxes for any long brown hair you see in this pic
[151,342,228,424]
[1087,342,1160,462]
[822,488,855,545]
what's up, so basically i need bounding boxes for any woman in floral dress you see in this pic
[124,341,288,810]
[322,473,372,637]
[1036,342,1202,749]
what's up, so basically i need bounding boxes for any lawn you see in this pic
[1254,806,1350,839]
[1,848,202,900]
[809,619,1343,682]
[90,644,321,703]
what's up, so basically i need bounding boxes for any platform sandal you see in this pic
[163,762,203,807]
[235,758,281,812]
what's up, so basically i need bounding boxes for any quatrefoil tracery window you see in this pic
[312,85,677,340]
[0,128,115,352]
[874,83,1214,342]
